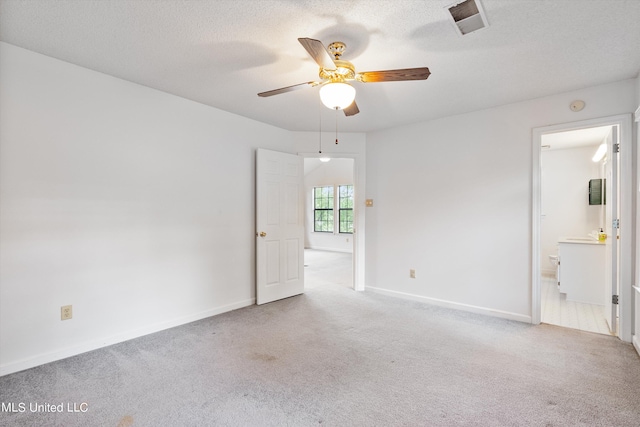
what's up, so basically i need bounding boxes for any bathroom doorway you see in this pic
[532,114,633,340]
[539,125,613,335]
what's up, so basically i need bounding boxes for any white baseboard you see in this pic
[366,286,532,324]
[0,298,255,377]
[635,286,640,355]
[306,246,353,254]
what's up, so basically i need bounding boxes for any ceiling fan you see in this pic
[257,38,431,116]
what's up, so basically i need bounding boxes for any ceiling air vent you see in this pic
[445,0,489,36]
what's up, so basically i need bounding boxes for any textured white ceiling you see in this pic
[1,0,639,132]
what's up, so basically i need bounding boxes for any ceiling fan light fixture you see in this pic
[258,37,430,117]
[319,82,356,110]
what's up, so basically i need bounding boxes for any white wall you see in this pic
[0,42,295,375]
[541,145,603,275]
[366,79,637,322]
[304,158,354,252]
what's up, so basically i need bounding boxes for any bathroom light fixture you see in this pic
[592,143,606,162]
[319,82,356,110]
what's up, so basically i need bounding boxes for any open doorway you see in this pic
[532,114,633,342]
[302,157,354,290]
[539,125,614,335]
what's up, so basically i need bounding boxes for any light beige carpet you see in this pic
[1,271,639,426]
[304,248,353,289]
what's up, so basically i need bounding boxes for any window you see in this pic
[313,186,334,232]
[338,185,354,234]
[313,185,354,234]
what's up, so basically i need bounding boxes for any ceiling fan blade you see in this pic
[258,81,317,97]
[343,101,359,117]
[298,38,336,70]
[358,67,431,83]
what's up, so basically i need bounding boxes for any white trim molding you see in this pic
[634,286,640,356]
[367,286,532,324]
[635,108,639,355]
[305,246,353,254]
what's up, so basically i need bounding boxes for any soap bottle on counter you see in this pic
[598,228,607,242]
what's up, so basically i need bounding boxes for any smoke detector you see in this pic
[570,100,586,112]
[445,0,489,36]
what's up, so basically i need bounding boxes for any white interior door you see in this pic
[256,149,304,305]
[604,126,619,334]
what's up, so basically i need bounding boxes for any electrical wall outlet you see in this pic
[61,305,72,320]
[410,269,416,279]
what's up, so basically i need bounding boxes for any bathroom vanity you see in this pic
[557,238,605,305]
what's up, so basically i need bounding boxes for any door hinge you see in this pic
[614,143,620,153]
[612,295,619,305]
[613,219,620,229]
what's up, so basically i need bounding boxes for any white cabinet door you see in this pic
[558,242,605,305]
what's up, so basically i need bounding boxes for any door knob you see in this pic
[259,231,267,237]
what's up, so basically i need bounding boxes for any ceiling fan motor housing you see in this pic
[319,60,356,82]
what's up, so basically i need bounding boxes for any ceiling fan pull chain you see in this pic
[318,105,323,154]
[335,108,339,145]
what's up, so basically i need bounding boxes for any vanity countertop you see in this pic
[558,237,604,245]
